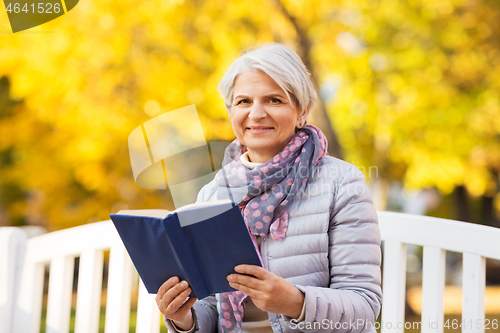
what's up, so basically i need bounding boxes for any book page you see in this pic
[115,199,233,219]
[174,199,233,212]
[177,199,235,227]
[115,209,171,218]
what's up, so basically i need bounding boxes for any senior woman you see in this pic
[155,42,382,333]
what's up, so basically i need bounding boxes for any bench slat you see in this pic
[105,245,133,333]
[0,228,27,333]
[13,257,44,333]
[421,246,445,333]
[381,240,407,333]
[136,279,161,333]
[75,250,104,333]
[46,256,75,333]
[462,253,485,333]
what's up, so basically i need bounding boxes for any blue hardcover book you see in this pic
[109,199,262,299]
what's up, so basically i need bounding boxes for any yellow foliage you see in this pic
[0,0,499,229]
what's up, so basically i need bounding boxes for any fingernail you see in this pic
[235,266,241,272]
[227,275,233,281]
[181,281,188,288]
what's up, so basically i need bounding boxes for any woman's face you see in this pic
[230,70,306,163]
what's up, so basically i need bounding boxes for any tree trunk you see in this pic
[273,0,343,159]
[483,169,500,228]
[455,185,470,223]
[482,195,499,227]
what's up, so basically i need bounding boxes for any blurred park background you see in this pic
[1,0,500,326]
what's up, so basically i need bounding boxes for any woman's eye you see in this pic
[237,99,249,105]
[270,98,282,104]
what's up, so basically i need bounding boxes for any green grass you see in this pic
[39,307,169,333]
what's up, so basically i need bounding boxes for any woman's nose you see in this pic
[248,102,267,120]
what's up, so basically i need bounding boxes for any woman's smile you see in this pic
[246,126,274,134]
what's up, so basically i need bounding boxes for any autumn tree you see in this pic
[0,0,499,229]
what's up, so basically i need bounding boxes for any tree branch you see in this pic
[273,0,343,159]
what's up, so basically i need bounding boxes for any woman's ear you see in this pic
[297,105,310,128]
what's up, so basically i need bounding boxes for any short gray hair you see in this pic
[217,42,318,118]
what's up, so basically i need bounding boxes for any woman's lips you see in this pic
[247,127,273,134]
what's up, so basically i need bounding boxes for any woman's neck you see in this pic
[246,150,270,163]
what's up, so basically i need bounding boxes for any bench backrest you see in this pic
[11,221,160,333]
[3,212,500,333]
[378,211,500,333]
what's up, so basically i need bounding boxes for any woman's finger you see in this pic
[177,296,198,316]
[234,264,269,279]
[166,287,192,314]
[228,272,260,287]
[228,280,259,297]
[157,280,190,313]
[155,276,180,304]
[164,281,190,305]
[228,268,270,292]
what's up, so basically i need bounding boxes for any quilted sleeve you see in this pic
[290,165,382,333]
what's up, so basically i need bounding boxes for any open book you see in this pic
[109,199,262,299]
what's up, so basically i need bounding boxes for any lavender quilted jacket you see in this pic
[165,155,382,333]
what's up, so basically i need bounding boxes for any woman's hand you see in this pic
[155,276,198,330]
[227,265,305,319]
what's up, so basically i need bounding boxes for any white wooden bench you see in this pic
[379,211,500,333]
[1,212,499,333]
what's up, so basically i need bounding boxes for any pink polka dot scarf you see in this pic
[214,124,328,332]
